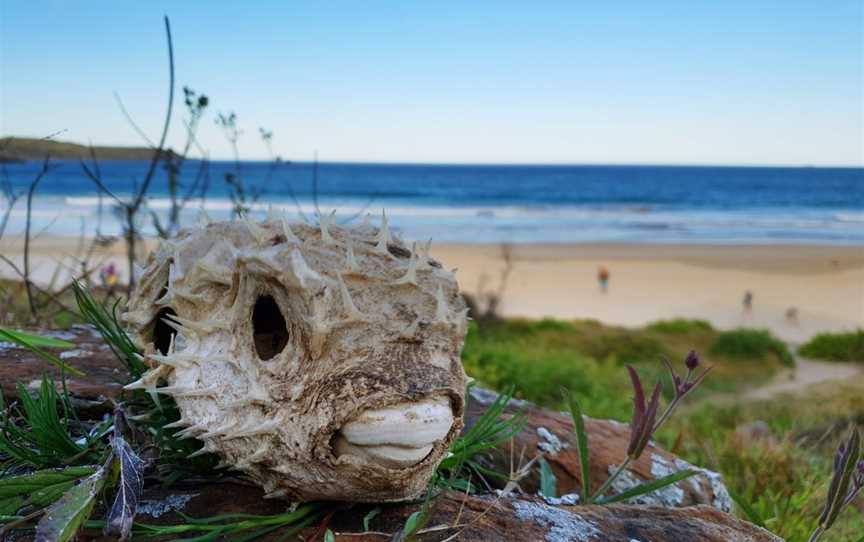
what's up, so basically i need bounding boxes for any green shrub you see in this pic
[575,332,668,365]
[798,330,864,362]
[460,322,656,419]
[646,318,714,334]
[709,328,795,367]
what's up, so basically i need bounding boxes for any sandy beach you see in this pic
[2,235,862,343]
[432,243,864,343]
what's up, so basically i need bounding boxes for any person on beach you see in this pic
[598,266,610,293]
[100,262,119,295]
[742,290,753,314]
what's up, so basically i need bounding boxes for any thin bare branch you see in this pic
[23,156,52,320]
[113,91,156,148]
[80,159,125,206]
[131,15,175,212]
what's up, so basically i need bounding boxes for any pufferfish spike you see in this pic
[281,213,301,244]
[337,274,368,322]
[374,209,391,255]
[154,263,177,306]
[164,313,228,335]
[147,352,193,369]
[175,423,207,440]
[224,419,280,440]
[417,238,433,269]
[186,446,212,459]
[319,209,337,244]
[198,209,211,227]
[159,316,187,338]
[200,421,239,440]
[244,215,270,245]
[394,243,419,285]
[344,239,360,273]
[163,417,191,429]
[123,365,170,392]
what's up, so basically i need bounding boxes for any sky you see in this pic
[1,1,862,165]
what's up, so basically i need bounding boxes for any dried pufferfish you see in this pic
[122,214,468,502]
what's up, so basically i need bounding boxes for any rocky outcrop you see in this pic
[466,387,732,511]
[120,483,780,542]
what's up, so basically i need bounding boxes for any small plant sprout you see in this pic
[655,350,712,429]
[807,428,863,542]
[590,351,711,502]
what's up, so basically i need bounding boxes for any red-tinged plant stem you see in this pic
[652,397,682,434]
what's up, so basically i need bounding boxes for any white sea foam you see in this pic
[2,195,861,245]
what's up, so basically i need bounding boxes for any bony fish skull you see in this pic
[123,216,468,502]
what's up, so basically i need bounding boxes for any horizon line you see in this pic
[5,135,863,169]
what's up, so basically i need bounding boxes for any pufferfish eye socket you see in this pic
[152,307,177,355]
[252,294,289,360]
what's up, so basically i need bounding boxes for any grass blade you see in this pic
[34,464,109,542]
[595,469,697,505]
[0,466,95,499]
[72,281,144,379]
[362,507,381,531]
[538,456,557,498]
[563,388,591,503]
[0,328,74,349]
[729,490,765,528]
[0,328,85,377]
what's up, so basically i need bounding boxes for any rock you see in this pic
[0,333,730,509]
[0,325,121,416]
[466,387,733,511]
[86,484,779,542]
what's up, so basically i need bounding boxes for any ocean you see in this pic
[2,160,863,245]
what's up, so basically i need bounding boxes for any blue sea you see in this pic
[3,160,863,244]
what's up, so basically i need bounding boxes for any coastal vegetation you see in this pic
[799,330,864,363]
[462,317,790,419]
[709,328,796,368]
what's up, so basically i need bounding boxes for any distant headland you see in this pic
[0,137,157,163]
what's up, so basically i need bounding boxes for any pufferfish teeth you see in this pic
[332,436,434,470]
[338,397,453,450]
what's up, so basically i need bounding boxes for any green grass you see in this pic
[659,380,864,542]
[798,330,864,362]
[645,318,714,334]
[462,318,790,420]
[709,328,795,367]
[464,316,863,540]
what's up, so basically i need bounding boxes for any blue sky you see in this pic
[1,1,862,165]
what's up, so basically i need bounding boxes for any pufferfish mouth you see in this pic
[333,396,454,469]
